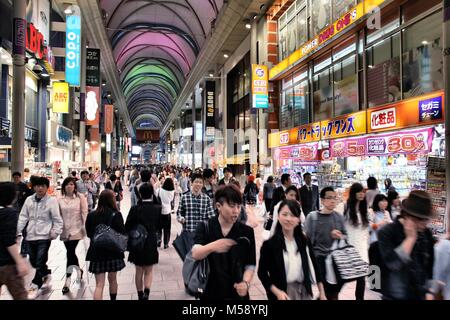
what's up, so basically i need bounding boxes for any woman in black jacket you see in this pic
[258,200,326,300]
[85,190,126,300]
[125,183,161,300]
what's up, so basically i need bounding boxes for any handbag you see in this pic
[92,212,128,254]
[127,216,148,253]
[182,221,210,297]
[329,239,369,283]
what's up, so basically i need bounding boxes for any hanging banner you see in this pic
[86,48,101,87]
[252,64,269,108]
[367,91,445,133]
[321,111,366,140]
[85,86,100,126]
[65,6,81,86]
[273,143,319,161]
[104,104,114,134]
[330,128,434,158]
[52,82,69,113]
[205,81,215,136]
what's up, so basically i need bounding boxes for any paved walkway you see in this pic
[1,187,380,300]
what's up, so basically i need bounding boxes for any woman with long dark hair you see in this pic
[344,183,370,300]
[387,190,401,219]
[85,190,126,300]
[58,177,88,294]
[155,178,175,248]
[258,200,326,300]
[105,174,123,210]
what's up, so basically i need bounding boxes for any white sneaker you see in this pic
[28,284,41,300]
[41,275,52,291]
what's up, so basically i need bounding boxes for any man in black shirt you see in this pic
[192,184,256,300]
[12,172,32,211]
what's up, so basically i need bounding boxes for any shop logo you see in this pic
[279,132,289,144]
[371,107,396,130]
[419,96,442,122]
[255,68,265,77]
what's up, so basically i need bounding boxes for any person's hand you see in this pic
[402,217,418,239]
[426,293,434,300]
[16,258,30,278]
[331,229,343,240]
[50,230,58,240]
[212,238,237,253]
[234,281,249,297]
[275,290,290,300]
[178,217,186,224]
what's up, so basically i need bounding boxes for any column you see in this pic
[79,34,86,163]
[443,0,450,234]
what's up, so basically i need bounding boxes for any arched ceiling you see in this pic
[100,0,224,130]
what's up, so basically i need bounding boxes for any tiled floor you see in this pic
[1,187,380,300]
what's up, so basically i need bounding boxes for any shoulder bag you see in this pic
[92,211,128,254]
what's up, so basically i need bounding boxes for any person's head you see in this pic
[384,178,392,190]
[320,187,337,211]
[281,174,291,187]
[61,177,78,196]
[203,169,215,184]
[139,183,154,200]
[285,185,300,201]
[275,199,303,236]
[0,182,17,207]
[248,175,255,183]
[387,190,400,208]
[346,183,369,227]
[71,170,77,177]
[89,173,95,180]
[162,177,174,191]
[110,174,117,182]
[190,173,204,194]
[29,175,40,188]
[88,167,92,172]
[303,172,312,185]
[80,170,89,181]
[229,179,241,191]
[373,194,389,212]
[267,176,274,184]
[34,177,50,198]
[97,189,118,213]
[12,172,22,184]
[256,173,261,178]
[214,185,242,224]
[140,170,151,183]
[367,177,378,190]
[223,167,233,180]
[24,168,30,175]
[400,190,434,232]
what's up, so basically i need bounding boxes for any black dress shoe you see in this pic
[164,244,169,249]
[62,286,69,295]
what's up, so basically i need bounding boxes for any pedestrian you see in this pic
[387,190,401,220]
[105,174,124,210]
[85,190,126,300]
[191,184,256,300]
[179,170,190,194]
[343,183,370,300]
[270,174,292,216]
[202,169,215,200]
[258,199,326,300]
[304,187,347,300]
[155,178,175,249]
[365,177,379,208]
[17,177,63,299]
[218,167,235,186]
[58,177,88,294]
[431,234,450,300]
[384,178,396,193]
[125,183,161,300]
[299,173,320,217]
[12,172,32,211]
[369,194,392,244]
[90,173,101,210]
[243,175,259,206]
[0,182,30,300]
[378,190,435,300]
[76,171,97,212]
[263,176,275,214]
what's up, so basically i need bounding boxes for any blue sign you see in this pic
[57,125,73,148]
[253,94,269,109]
[65,14,81,86]
[419,96,442,122]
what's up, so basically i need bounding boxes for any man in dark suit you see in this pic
[299,172,320,217]
[269,174,292,215]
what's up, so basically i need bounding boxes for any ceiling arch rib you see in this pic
[133,114,163,128]
[127,92,173,112]
[122,75,179,99]
[125,83,178,103]
[122,63,183,90]
[120,59,185,85]
[128,98,171,116]
[129,104,168,122]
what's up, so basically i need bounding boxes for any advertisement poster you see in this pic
[367,57,401,107]
[104,104,114,134]
[274,143,319,161]
[313,86,333,121]
[85,86,100,126]
[86,48,101,87]
[334,74,358,116]
[65,6,81,86]
[427,157,447,237]
[251,64,269,108]
[52,82,69,113]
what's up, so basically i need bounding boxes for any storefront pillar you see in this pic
[79,33,86,163]
[11,0,26,175]
[39,81,47,162]
[443,0,450,234]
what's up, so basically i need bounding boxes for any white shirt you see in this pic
[156,188,175,215]
[284,237,304,283]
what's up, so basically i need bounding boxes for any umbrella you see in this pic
[172,230,195,261]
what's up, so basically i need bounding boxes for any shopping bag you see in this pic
[330,239,369,283]
[173,230,195,261]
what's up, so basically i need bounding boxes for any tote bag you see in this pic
[327,239,369,283]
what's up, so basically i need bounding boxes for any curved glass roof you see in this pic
[100,0,224,129]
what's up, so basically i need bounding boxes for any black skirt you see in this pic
[128,238,159,266]
[89,259,125,274]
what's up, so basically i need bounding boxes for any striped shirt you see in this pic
[176,191,215,232]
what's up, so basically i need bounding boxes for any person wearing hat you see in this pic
[377,190,435,300]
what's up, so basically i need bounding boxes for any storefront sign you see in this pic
[106,134,111,152]
[86,48,101,87]
[296,122,321,144]
[52,82,69,113]
[205,81,215,136]
[26,23,47,60]
[56,125,73,148]
[104,104,114,134]
[13,18,26,56]
[330,128,434,157]
[136,130,160,143]
[65,7,81,86]
[85,86,100,126]
[321,111,366,140]
[367,91,445,133]
[274,143,319,161]
[252,64,269,108]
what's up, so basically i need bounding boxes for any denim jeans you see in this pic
[28,240,51,288]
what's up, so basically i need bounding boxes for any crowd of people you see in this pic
[0,166,449,301]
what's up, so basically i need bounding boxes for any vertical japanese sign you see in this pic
[65,6,81,86]
[85,86,100,126]
[205,81,215,136]
[252,64,269,108]
[52,82,69,113]
[104,105,114,134]
[86,48,100,87]
[13,18,26,56]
